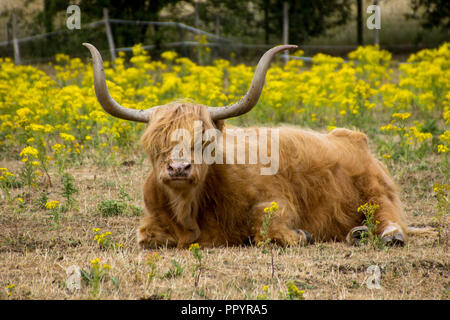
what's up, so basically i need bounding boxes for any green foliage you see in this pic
[46,203,61,229]
[97,186,142,216]
[129,204,143,216]
[189,243,203,288]
[119,186,132,201]
[97,193,142,217]
[408,0,450,30]
[0,168,21,200]
[61,173,78,208]
[97,199,127,217]
[162,260,185,279]
[36,192,49,209]
[258,202,278,278]
[146,252,161,281]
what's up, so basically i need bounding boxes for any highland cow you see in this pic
[84,43,410,248]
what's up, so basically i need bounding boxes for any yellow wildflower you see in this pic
[45,200,60,210]
[20,146,39,159]
[60,133,76,142]
[392,112,411,121]
[189,243,200,251]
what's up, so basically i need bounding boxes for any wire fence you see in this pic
[0,9,431,65]
[1,9,283,65]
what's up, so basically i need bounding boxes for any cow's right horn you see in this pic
[83,43,156,123]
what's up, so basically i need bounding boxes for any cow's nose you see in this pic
[167,162,191,177]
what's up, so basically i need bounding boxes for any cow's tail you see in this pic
[406,226,437,237]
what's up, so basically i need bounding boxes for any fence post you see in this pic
[12,13,21,65]
[176,23,188,57]
[215,15,220,37]
[6,20,13,60]
[374,0,379,46]
[103,8,116,61]
[357,0,363,45]
[194,2,200,29]
[282,1,289,64]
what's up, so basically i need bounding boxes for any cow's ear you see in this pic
[214,120,225,132]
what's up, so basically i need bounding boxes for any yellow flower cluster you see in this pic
[256,285,269,300]
[90,257,111,270]
[392,112,411,121]
[285,281,305,300]
[6,284,16,297]
[93,228,112,247]
[19,146,39,162]
[0,167,15,182]
[433,183,450,193]
[189,243,200,251]
[357,202,380,215]
[45,200,60,210]
[161,51,178,61]
[264,201,279,213]
[380,111,436,158]
[438,130,450,153]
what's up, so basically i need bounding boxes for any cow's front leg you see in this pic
[252,201,314,247]
[173,213,201,249]
[137,215,177,249]
[175,227,200,249]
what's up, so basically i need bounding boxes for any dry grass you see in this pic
[0,151,448,300]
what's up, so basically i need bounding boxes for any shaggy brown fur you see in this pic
[137,102,407,248]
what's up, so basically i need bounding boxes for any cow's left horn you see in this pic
[83,43,155,123]
[207,44,298,121]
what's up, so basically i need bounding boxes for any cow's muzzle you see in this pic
[166,161,192,179]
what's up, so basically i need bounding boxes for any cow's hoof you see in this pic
[346,226,369,246]
[295,229,314,245]
[381,232,405,247]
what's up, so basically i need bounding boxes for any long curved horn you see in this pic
[207,44,298,121]
[83,43,154,123]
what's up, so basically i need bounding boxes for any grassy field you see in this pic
[0,154,448,300]
[0,43,449,300]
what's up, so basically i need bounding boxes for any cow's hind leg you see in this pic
[369,192,406,246]
[349,160,408,247]
[379,222,405,246]
[252,201,314,246]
